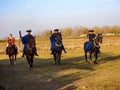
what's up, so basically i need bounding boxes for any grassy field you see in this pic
[0,36,120,90]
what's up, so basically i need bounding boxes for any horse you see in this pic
[7,42,17,65]
[53,39,62,65]
[25,38,35,69]
[84,34,103,64]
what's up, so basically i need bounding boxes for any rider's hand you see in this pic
[92,38,95,40]
[19,31,21,35]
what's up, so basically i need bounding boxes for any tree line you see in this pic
[34,26,120,37]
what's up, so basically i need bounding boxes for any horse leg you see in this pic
[12,55,14,65]
[9,56,12,65]
[10,55,14,65]
[56,54,59,65]
[58,53,61,65]
[14,54,16,65]
[53,54,56,65]
[94,52,98,64]
[90,53,93,64]
[30,55,34,68]
[85,52,88,63]
[26,55,30,68]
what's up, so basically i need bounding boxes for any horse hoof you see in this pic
[94,62,98,64]
[85,62,88,64]
[58,62,61,65]
[90,61,93,64]
[11,63,14,65]
[54,62,56,65]
[29,68,32,70]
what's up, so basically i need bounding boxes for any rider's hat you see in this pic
[54,29,59,31]
[89,30,94,32]
[26,30,32,32]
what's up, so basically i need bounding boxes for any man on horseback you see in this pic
[87,30,96,43]
[86,30,100,53]
[6,34,18,55]
[50,29,66,54]
[20,30,39,57]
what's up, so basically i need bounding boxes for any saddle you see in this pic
[6,44,16,55]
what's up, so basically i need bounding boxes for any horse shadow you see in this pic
[34,56,95,71]
[98,52,120,64]
[0,51,120,90]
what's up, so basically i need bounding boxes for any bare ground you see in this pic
[0,45,120,90]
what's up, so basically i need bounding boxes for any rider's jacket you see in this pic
[22,34,34,44]
[87,34,96,41]
[7,37,15,44]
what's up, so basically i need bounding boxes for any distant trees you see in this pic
[34,26,120,37]
[60,27,72,37]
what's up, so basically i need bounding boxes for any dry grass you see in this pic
[0,36,120,90]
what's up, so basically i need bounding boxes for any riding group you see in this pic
[6,29,103,69]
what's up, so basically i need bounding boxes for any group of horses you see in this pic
[7,34,103,69]
[7,37,35,69]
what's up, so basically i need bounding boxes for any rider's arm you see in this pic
[86,34,89,40]
[92,34,96,40]
[21,35,27,44]
[19,31,22,38]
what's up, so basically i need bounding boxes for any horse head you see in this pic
[54,38,62,53]
[27,38,35,50]
[96,34,103,44]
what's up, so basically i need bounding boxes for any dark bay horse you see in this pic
[25,38,35,69]
[84,34,103,64]
[53,39,62,65]
[7,42,17,65]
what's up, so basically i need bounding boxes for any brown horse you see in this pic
[7,42,17,65]
[25,38,36,69]
[53,39,62,65]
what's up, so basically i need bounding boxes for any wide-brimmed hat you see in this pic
[26,30,32,32]
[89,30,94,32]
[54,29,59,31]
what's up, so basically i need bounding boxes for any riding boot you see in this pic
[17,50,18,54]
[62,44,66,53]
[21,52,25,57]
[6,47,8,55]
[98,49,101,54]
[16,49,18,54]
[50,50,53,55]
[35,51,39,56]
[64,49,67,53]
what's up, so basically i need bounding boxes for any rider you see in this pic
[86,30,100,53]
[20,30,39,57]
[50,30,55,53]
[87,30,96,42]
[50,29,67,54]
[6,34,18,55]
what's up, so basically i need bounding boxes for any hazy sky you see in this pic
[0,0,120,38]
